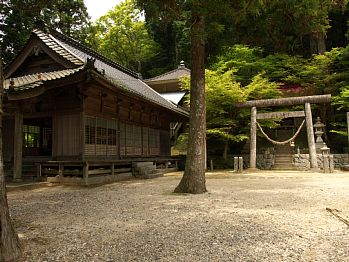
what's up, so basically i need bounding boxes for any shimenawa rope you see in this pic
[256,119,306,145]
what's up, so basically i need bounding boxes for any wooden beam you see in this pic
[305,103,318,169]
[13,110,23,181]
[256,110,305,120]
[250,107,257,169]
[236,94,331,108]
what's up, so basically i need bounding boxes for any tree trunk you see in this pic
[174,11,206,194]
[0,53,22,262]
[310,33,326,55]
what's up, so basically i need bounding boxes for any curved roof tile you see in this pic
[34,28,188,117]
[3,67,84,90]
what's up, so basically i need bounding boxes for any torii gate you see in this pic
[237,94,331,170]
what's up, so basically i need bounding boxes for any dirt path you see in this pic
[8,170,349,261]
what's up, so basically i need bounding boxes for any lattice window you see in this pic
[85,116,118,156]
[133,125,142,147]
[96,118,108,145]
[23,125,40,148]
[125,124,134,147]
[149,128,159,148]
[142,127,148,156]
[120,123,125,147]
[85,117,96,145]
[160,130,170,155]
[108,127,117,145]
[42,127,52,149]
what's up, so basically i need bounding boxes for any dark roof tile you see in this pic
[32,28,188,117]
[3,67,84,90]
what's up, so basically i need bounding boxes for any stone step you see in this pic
[132,161,163,179]
[143,170,164,179]
[133,162,154,168]
[273,154,294,170]
[274,159,292,162]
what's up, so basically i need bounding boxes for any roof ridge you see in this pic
[145,66,191,81]
[45,27,140,79]
[45,32,85,64]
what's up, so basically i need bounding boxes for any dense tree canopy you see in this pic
[0,0,90,64]
[86,0,160,75]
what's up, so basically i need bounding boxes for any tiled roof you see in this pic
[4,67,85,91]
[33,29,84,66]
[145,65,190,83]
[31,28,188,117]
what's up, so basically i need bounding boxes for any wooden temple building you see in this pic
[2,27,188,184]
[145,61,190,144]
[144,61,190,107]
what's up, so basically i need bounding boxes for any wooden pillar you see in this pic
[13,111,23,181]
[58,163,64,178]
[111,163,114,176]
[305,103,318,169]
[83,162,89,180]
[36,163,42,179]
[250,107,257,169]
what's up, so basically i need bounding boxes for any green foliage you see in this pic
[0,0,91,64]
[211,45,308,88]
[333,87,349,110]
[88,0,160,74]
[228,0,348,55]
[172,133,188,155]
[243,74,282,100]
[181,68,281,144]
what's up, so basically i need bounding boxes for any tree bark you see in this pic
[174,11,206,194]
[0,52,22,262]
[310,33,326,55]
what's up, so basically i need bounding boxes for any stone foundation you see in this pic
[238,153,348,171]
[293,154,348,170]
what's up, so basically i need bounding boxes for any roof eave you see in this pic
[90,71,189,118]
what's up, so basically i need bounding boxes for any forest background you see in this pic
[1,0,349,163]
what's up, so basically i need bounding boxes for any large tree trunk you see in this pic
[310,33,326,55]
[0,54,22,262]
[174,11,206,194]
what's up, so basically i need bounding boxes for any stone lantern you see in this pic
[320,143,330,173]
[314,117,325,142]
[320,143,330,156]
[314,117,325,153]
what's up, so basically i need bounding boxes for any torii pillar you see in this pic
[250,107,257,169]
[305,102,318,169]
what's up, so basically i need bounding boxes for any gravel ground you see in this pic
[7,170,349,262]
